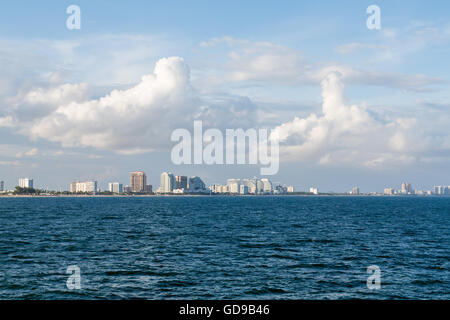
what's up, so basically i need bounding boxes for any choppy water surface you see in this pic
[0,196,448,299]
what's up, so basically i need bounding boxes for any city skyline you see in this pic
[1,1,450,192]
[1,172,449,196]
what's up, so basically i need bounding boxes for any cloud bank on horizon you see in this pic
[1,51,449,170]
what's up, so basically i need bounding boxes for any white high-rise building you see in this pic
[227,179,240,194]
[19,178,33,189]
[239,185,248,194]
[108,182,123,194]
[309,187,319,195]
[70,181,97,193]
[242,179,256,194]
[261,178,273,194]
[160,172,175,193]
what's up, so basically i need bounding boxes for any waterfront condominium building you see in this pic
[108,182,123,194]
[160,172,175,193]
[261,178,273,194]
[19,178,33,189]
[130,171,147,193]
[227,179,240,194]
[401,182,413,194]
[352,187,360,195]
[175,176,188,190]
[434,185,449,195]
[384,188,395,195]
[239,184,249,195]
[188,176,206,192]
[70,181,98,193]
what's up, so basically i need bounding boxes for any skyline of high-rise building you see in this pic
[130,171,147,193]
[175,175,188,190]
[188,176,206,192]
[401,182,413,194]
[18,178,33,189]
[160,172,175,193]
[108,182,123,194]
[70,181,98,193]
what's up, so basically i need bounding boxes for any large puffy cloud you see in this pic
[7,57,258,154]
[271,72,450,167]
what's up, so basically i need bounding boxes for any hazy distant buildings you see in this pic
[210,184,228,193]
[352,187,360,195]
[242,179,257,194]
[19,178,33,189]
[0,180,4,192]
[384,188,395,195]
[273,184,288,194]
[130,171,147,193]
[401,182,413,194]
[188,176,206,192]
[160,172,175,193]
[239,184,249,195]
[309,187,319,195]
[287,186,294,193]
[70,181,97,193]
[227,179,240,194]
[261,178,273,194]
[175,175,188,190]
[434,185,449,195]
[108,182,123,194]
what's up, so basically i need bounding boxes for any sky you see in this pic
[0,0,450,192]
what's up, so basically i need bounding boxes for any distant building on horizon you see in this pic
[108,182,123,194]
[70,181,97,193]
[434,185,449,195]
[188,176,206,192]
[239,184,248,195]
[227,179,240,194]
[160,172,175,193]
[130,171,147,193]
[261,178,273,194]
[19,178,33,189]
[309,187,319,195]
[287,186,294,193]
[352,187,360,195]
[175,175,188,190]
[384,188,395,195]
[0,180,4,192]
[401,182,413,194]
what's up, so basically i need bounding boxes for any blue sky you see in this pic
[0,1,449,192]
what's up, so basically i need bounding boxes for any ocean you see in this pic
[0,196,448,299]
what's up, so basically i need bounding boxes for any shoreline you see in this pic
[0,194,447,198]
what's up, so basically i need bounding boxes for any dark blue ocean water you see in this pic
[0,196,448,299]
